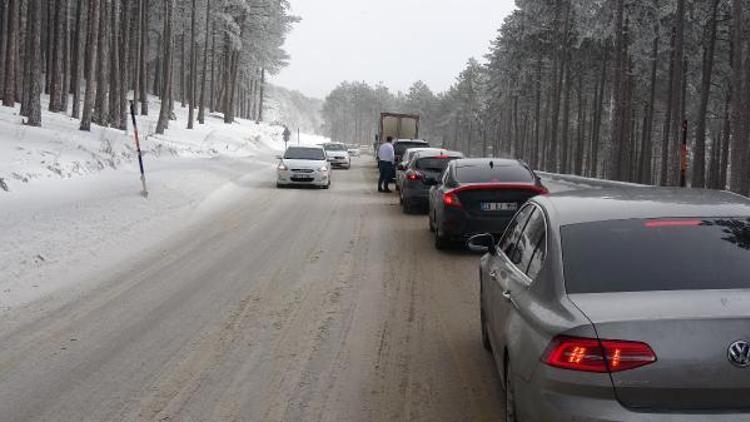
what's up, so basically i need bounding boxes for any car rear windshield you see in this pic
[416,157,457,172]
[454,164,534,184]
[284,148,326,160]
[395,142,428,156]
[562,217,750,293]
[324,144,346,151]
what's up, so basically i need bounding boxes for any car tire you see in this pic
[323,181,331,190]
[402,199,413,214]
[277,182,285,189]
[434,228,448,250]
[506,360,518,422]
[480,305,492,352]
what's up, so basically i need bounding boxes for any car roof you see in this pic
[451,158,525,168]
[288,145,323,150]
[535,187,750,226]
[413,149,464,159]
[394,139,428,144]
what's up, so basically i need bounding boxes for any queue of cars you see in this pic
[391,144,750,421]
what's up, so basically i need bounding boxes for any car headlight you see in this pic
[278,162,288,171]
[319,166,329,172]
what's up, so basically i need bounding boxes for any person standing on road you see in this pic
[377,136,395,193]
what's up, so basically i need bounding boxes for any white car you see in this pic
[322,143,351,169]
[277,146,331,189]
[347,145,361,157]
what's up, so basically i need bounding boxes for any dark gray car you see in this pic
[469,187,750,421]
[398,149,464,213]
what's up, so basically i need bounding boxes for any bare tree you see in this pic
[186,0,197,128]
[25,0,42,126]
[3,0,19,107]
[155,0,174,135]
[80,0,101,131]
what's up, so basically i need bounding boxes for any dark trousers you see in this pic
[378,160,394,190]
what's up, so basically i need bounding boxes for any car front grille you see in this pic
[291,169,314,173]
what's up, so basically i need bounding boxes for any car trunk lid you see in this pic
[453,183,546,217]
[569,290,750,411]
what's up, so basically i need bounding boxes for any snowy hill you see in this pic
[264,84,324,135]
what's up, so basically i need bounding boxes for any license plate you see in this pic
[291,177,313,182]
[481,202,517,212]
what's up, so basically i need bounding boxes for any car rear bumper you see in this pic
[438,210,513,239]
[401,186,430,204]
[516,368,750,421]
[328,157,350,166]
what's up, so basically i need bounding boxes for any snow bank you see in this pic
[0,95,309,193]
[0,94,328,312]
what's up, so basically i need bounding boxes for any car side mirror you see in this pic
[467,234,496,254]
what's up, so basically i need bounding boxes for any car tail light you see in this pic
[543,336,656,373]
[406,171,423,181]
[443,191,462,208]
[644,219,702,228]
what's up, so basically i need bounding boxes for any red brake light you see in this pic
[406,171,423,181]
[443,192,462,208]
[543,336,656,373]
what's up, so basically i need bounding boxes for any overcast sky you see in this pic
[270,0,517,99]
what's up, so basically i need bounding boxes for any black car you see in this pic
[392,139,429,164]
[427,158,547,249]
[398,150,464,213]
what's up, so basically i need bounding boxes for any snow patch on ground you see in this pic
[0,94,327,311]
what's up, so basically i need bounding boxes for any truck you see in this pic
[373,112,420,158]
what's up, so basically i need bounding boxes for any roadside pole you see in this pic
[298,128,300,145]
[679,119,688,188]
[130,101,149,197]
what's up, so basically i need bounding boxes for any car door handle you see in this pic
[502,290,512,302]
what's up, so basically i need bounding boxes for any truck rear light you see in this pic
[443,192,462,208]
[543,336,656,373]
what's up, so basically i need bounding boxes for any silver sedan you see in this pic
[470,187,750,421]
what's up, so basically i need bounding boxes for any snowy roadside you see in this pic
[0,96,328,312]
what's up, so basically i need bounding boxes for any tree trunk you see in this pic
[79,0,100,131]
[187,0,197,128]
[0,0,6,96]
[665,0,686,185]
[92,0,109,126]
[607,0,626,181]
[61,0,71,112]
[179,31,185,107]
[108,0,120,127]
[116,0,129,130]
[139,0,148,115]
[3,0,18,106]
[692,0,720,188]
[49,0,65,111]
[155,0,174,135]
[257,67,265,123]
[25,0,42,126]
[71,0,85,118]
[197,0,210,124]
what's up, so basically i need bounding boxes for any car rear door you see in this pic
[487,205,536,359]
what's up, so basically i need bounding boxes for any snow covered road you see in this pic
[0,156,586,421]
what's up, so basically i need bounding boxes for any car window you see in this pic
[562,217,750,293]
[526,230,547,280]
[284,147,326,160]
[512,208,545,271]
[454,163,535,184]
[441,166,451,186]
[499,205,535,257]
